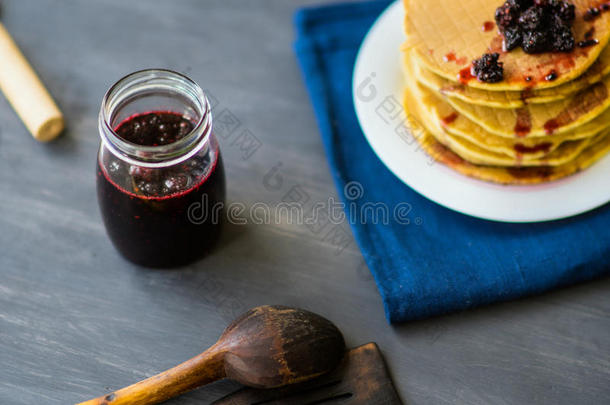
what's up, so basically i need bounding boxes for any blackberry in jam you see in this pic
[494,0,576,54]
[503,27,523,50]
[518,6,548,31]
[552,24,575,52]
[495,2,521,31]
[523,30,550,53]
[471,53,504,83]
[552,0,575,24]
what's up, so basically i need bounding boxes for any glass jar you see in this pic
[97,69,226,267]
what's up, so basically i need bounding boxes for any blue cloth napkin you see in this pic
[293,0,610,323]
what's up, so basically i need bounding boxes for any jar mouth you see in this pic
[99,69,212,168]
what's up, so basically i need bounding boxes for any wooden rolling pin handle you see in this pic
[0,22,64,142]
[76,344,227,405]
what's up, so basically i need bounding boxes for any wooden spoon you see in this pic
[77,305,345,405]
[0,4,64,141]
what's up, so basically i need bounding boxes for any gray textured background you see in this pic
[1,1,609,404]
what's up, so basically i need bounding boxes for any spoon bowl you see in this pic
[77,305,345,405]
[221,305,346,388]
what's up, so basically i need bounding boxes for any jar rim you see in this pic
[99,69,212,168]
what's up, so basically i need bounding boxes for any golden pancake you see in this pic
[401,51,610,184]
[406,73,597,167]
[402,85,610,183]
[442,105,608,159]
[404,51,605,160]
[446,75,610,138]
[431,121,597,167]
[413,45,610,108]
[414,129,610,185]
[403,0,610,90]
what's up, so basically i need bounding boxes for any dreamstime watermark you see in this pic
[188,181,422,227]
[176,84,422,291]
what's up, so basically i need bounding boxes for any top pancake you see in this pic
[403,0,610,90]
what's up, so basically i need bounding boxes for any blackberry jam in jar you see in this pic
[97,69,226,267]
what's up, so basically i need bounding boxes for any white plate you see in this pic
[353,1,610,223]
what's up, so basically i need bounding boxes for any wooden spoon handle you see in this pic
[76,345,226,405]
[0,22,64,141]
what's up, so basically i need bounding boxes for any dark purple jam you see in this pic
[115,111,193,146]
[545,70,559,81]
[97,111,226,267]
[578,39,599,48]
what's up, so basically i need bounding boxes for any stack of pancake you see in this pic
[401,0,610,184]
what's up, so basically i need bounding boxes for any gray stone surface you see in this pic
[1,1,609,404]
